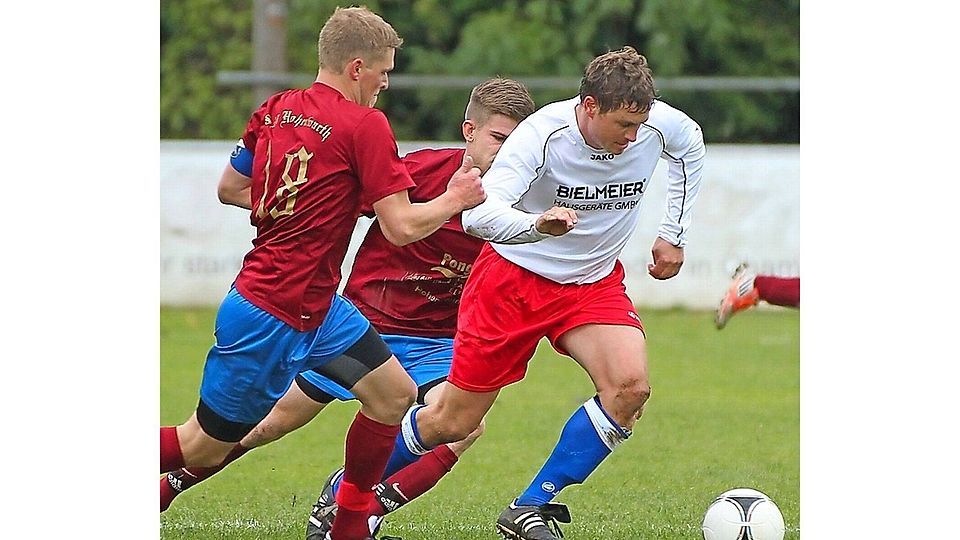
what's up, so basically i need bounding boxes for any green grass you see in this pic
[161,307,799,539]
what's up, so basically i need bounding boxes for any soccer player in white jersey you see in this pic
[384,46,706,539]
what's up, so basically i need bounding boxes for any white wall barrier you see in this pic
[161,141,798,309]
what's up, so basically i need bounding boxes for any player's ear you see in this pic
[462,119,475,143]
[346,58,363,81]
[582,95,599,117]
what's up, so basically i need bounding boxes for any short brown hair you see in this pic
[579,46,657,114]
[465,77,536,126]
[317,6,403,72]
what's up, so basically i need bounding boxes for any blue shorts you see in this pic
[199,287,371,425]
[298,334,453,402]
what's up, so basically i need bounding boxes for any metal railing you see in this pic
[217,71,800,92]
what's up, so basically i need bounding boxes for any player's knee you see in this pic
[382,379,418,421]
[635,381,652,408]
[399,379,419,408]
[619,378,651,410]
[357,375,417,425]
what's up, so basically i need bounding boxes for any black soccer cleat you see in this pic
[495,501,571,540]
[305,467,344,540]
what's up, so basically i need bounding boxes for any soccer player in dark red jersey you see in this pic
[159,8,485,540]
[160,78,535,537]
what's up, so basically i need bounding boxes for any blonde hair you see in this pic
[579,46,657,113]
[465,77,536,127]
[317,6,403,72]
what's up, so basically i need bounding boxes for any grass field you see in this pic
[160,306,800,540]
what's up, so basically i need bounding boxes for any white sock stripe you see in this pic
[400,404,430,456]
[583,397,628,451]
[592,395,631,439]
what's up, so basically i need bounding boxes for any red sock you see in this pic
[160,475,178,512]
[754,276,800,307]
[371,444,458,516]
[330,412,400,540]
[161,444,250,511]
[160,426,184,473]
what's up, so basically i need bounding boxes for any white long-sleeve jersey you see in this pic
[462,96,706,284]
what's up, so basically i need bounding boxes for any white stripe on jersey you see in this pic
[462,96,705,284]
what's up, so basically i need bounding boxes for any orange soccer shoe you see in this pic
[715,263,760,329]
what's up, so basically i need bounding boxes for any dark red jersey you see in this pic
[344,148,485,338]
[233,83,415,331]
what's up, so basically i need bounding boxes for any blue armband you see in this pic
[229,140,254,177]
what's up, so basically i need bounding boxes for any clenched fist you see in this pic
[446,154,486,210]
[647,237,683,280]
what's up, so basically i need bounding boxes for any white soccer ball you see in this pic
[701,487,785,540]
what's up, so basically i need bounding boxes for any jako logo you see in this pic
[590,153,615,161]
[541,482,556,493]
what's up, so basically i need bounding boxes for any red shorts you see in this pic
[448,244,644,392]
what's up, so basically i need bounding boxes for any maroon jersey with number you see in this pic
[344,148,485,338]
[233,83,415,331]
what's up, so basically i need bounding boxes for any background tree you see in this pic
[160,0,799,142]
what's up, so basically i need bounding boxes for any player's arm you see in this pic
[461,124,576,243]
[647,105,706,280]
[373,154,485,246]
[218,166,252,210]
[464,192,576,243]
[217,139,254,210]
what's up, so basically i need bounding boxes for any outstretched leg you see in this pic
[161,383,327,511]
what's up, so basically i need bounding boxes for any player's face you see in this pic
[583,101,650,155]
[463,114,520,174]
[358,48,395,107]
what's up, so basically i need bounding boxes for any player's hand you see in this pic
[446,154,485,210]
[647,237,683,280]
[536,206,578,236]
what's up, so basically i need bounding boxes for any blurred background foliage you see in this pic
[161,0,799,142]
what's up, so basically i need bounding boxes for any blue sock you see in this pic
[382,425,422,479]
[390,403,433,476]
[515,396,631,506]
